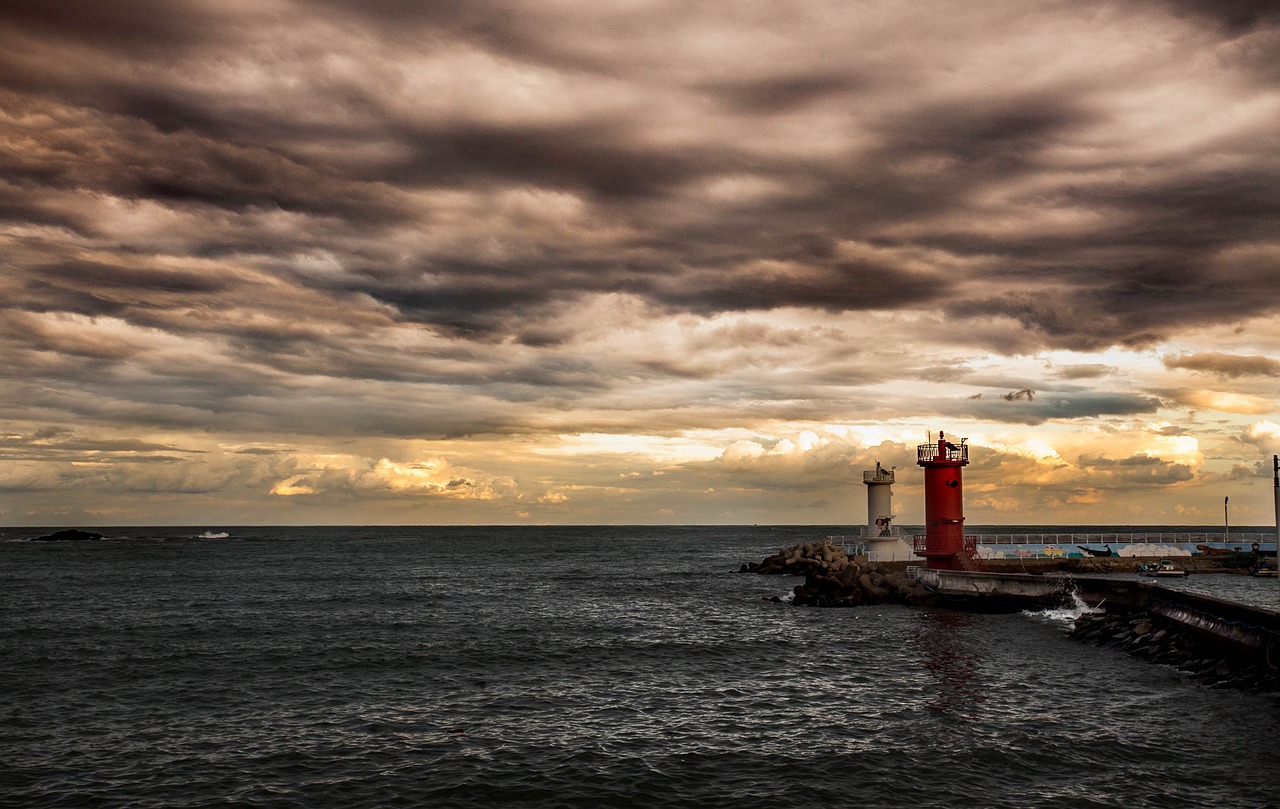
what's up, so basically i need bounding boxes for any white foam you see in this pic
[198,531,230,539]
[1025,590,1104,625]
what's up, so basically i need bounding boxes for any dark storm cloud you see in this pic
[1162,352,1280,378]
[1077,453,1196,487]
[0,1,216,54]
[370,122,721,199]
[703,72,868,115]
[1154,0,1280,34]
[0,428,196,461]
[654,261,953,315]
[2,0,1276,353]
[0,94,410,228]
[939,167,1280,348]
[949,391,1162,425]
[2,369,526,440]
[879,94,1093,169]
[0,0,1100,345]
[298,0,529,48]
[1,0,1278,456]
[31,260,233,296]
[1053,365,1115,380]
[961,252,1280,352]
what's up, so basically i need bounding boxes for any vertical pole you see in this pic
[1273,455,1279,594]
[1224,495,1229,544]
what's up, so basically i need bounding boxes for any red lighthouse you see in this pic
[915,431,974,570]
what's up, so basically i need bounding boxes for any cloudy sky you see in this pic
[2,0,1279,527]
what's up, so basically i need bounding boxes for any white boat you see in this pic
[1139,560,1189,578]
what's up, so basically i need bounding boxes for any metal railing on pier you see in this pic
[823,531,1275,562]
[826,527,915,560]
[972,532,1271,546]
[912,535,979,556]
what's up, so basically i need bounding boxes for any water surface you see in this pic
[3,526,1278,807]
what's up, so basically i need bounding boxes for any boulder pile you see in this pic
[741,539,940,607]
[1071,610,1280,691]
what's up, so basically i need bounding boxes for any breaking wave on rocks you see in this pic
[1025,589,1106,626]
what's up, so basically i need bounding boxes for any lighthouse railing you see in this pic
[917,442,967,463]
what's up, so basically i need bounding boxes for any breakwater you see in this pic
[1071,587,1280,691]
[746,540,1280,692]
[741,539,940,607]
[741,539,1261,607]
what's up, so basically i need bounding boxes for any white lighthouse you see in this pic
[862,461,916,562]
[864,461,895,535]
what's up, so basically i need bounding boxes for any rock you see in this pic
[1068,609,1280,692]
[836,564,860,588]
[747,540,930,608]
[30,529,103,542]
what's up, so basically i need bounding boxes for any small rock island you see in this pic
[30,529,104,542]
[742,539,938,607]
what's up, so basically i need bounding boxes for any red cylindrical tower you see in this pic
[916,431,970,570]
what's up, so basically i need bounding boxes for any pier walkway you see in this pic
[830,530,1277,562]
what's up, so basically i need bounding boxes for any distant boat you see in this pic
[1249,559,1278,577]
[1138,560,1189,578]
[1078,545,1113,557]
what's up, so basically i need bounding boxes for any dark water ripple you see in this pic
[3,526,1279,808]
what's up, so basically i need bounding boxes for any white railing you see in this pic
[820,531,1275,562]
[826,527,916,559]
[972,533,1271,546]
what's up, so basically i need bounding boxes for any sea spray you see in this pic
[1025,589,1104,627]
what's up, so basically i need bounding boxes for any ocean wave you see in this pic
[4,525,1278,809]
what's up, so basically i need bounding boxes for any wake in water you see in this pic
[198,531,230,539]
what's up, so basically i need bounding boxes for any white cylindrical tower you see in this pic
[864,462,895,536]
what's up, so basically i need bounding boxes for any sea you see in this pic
[4,525,1280,809]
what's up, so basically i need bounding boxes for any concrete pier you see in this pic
[915,568,1151,611]
[744,541,1280,689]
[915,567,1280,688]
